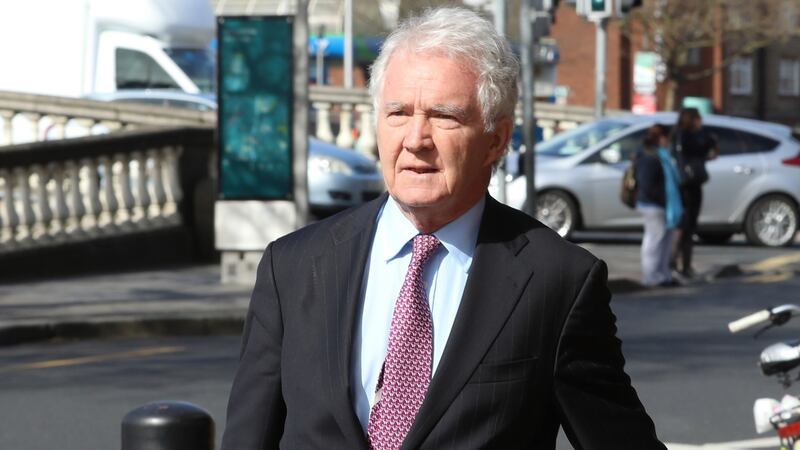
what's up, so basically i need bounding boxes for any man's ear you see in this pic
[485,116,514,166]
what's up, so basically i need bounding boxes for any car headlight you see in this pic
[309,155,353,175]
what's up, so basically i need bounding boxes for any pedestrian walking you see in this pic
[221,7,665,450]
[671,108,719,278]
[635,124,683,287]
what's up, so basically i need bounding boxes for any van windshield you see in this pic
[536,119,628,157]
[166,48,216,93]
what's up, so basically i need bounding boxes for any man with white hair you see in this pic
[222,7,665,449]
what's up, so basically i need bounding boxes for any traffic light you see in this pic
[590,0,607,13]
[578,0,612,20]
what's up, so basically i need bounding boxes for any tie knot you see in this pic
[411,234,440,265]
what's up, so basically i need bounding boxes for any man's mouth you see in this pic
[404,167,438,174]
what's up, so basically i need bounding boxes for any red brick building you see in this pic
[549,1,800,130]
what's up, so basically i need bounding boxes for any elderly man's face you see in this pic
[376,50,508,220]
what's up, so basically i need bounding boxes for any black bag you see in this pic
[620,161,637,209]
[680,158,709,186]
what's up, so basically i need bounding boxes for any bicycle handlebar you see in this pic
[729,305,800,333]
[729,310,771,333]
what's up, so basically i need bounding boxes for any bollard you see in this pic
[122,400,214,450]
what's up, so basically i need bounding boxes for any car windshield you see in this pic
[166,48,216,93]
[536,119,629,157]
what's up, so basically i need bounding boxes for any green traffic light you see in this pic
[591,0,606,12]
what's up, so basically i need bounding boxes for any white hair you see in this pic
[368,7,520,133]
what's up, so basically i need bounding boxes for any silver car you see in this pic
[498,112,800,247]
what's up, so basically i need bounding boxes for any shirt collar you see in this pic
[375,196,485,274]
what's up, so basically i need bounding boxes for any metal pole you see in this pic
[493,0,507,203]
[315,27,327,86]
[344,0,353,89]
[520,0,537,217]
[294,0,310,226]
[594,17,607,118]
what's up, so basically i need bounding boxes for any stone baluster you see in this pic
[0,169,18,244]
[49,116,69,140]
[97,156,118,229]
[147,149,167,222]
[313,102,335,143]
[113,153,134,228]
[31,164,53,240]
[0,110,14,146]
[80,158,103,233]
[130,151,151,226]
[22,113,42,143]
[335,103,354,149]
[48,162,68,239]
[355,104,377,158]
[160,146,183,224]
[14,167,36,243]
[65,161,86,235]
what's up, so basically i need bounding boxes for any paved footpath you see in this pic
[1,235,798,346]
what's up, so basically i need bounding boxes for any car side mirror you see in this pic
[600,148,621,164]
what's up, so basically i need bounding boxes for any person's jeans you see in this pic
[677,184,703,273]
[638,204,673,286]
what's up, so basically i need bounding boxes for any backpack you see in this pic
[620,160,637,209]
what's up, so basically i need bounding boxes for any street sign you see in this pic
[218,16,294,200]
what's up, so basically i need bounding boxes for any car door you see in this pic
[701,126,767,224]
[581,127,649,228]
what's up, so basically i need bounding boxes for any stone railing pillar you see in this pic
[130,152,151,225]
[335,104,354,149]
[64,161,86,235]
[80,158,103,233]
[113,154,135,228]
[31,164,53,240]
[0,169,18,244]
[161,146,183,224]
[49,162,68,238]
[313,102,335,143]
[97,156,119,229]
[355,105,377,158]
[14,167,35,243]
[0,110,14,146]
[49,116,69,141]
[22,113,42,143]
[147,149,167,222]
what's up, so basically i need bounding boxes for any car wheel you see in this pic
[697,232,734,245]
[744,194,799,247]
[534,190,578,238]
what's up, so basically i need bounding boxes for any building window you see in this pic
[729,57,753,95]
[778,59,800,96]
[687,48,701,66]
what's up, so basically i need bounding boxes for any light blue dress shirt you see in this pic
[351,195,485,431]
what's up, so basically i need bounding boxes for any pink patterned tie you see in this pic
[368,234,441,450]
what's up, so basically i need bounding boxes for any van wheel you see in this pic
[744,194,799,247]
[534,190,578,239]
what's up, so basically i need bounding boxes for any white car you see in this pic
[496,112,800,247]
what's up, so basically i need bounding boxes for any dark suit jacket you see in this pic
[222,193,666,449]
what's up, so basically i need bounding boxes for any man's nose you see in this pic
[402,114,433,152]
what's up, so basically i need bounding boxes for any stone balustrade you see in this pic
[0,90,215,146]
[0,128,214,253]
[308,85,623,157]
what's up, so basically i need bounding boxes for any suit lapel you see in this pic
[313,194,388,449]
[402,197,536,450]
